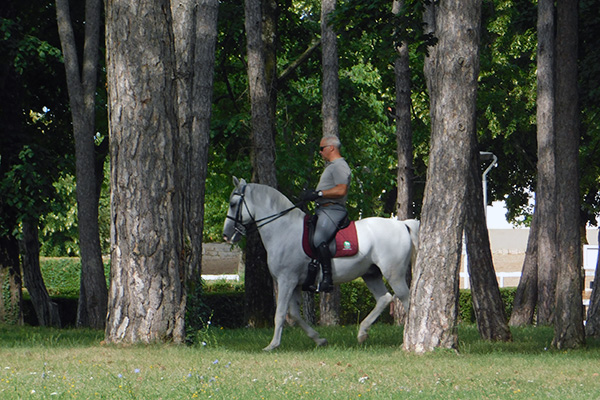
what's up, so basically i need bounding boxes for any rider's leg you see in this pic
[315,242,334,292]
[302,259,320,292]
[311,206,347,293]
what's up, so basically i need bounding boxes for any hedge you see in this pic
[25,259,516,329]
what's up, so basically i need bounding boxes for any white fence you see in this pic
[461,245,598,293]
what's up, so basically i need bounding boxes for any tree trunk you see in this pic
[509,210,539,326]
[244,0,278,328]
[403,0,482,354]
[0,235,23,325]
[319,0,342,326]
[105,0,185,344]
[302,292,317,325]
[171,0,218,282]
[552,0,584,349]
[535,0,558,326]
[171,0,218,329]
[465,153,511,341]
[56,0,108,330]
[391,0,414,325]
[21,220,61,327]
[585,230,600,336]
[321,0,339,140]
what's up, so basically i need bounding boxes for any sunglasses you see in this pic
[319,145,330,151]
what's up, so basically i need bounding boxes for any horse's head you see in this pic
[223,177,252,243]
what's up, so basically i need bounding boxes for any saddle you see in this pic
[301,214,358,258]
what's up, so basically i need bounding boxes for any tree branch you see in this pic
[277,38,321,84]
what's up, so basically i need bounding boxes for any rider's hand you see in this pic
[301,190,322,202]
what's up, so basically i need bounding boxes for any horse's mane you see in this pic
[248,183,300,213]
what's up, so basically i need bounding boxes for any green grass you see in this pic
[2,324,600,399]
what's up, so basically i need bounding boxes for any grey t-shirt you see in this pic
[316,157,351,206]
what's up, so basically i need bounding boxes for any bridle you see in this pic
[226,184,303,237]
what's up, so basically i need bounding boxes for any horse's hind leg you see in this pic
[358,268,393,344]
[288,288,327,347]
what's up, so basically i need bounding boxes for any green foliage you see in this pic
[578,0,600,226]
[38,174,79,256]
[184,280,212,342]
[202,291,246,329]
[478,0,538,224]
[458,288,517,324]
[339,280,394,325]
[38,258,110,298]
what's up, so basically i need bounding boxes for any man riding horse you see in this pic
[301,136,351,293]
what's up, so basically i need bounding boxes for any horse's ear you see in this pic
[232,177,247,188]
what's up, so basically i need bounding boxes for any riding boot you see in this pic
[316,243,334,293]
[302,259,320,292]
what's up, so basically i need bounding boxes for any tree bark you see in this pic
[552,0,584,349]
[321,0,339,140]
[319,0,342,326]
[509,210,539,326]
[585,230,600,336]
[171,0,217,283]
[403,0,482,354]
[244,0,278,328]
[534,0,558,326]
[56,0,108,330]
[0,235,23,325]
[465,154,511,341]
[21,220,61,327]
[391,0,414,325]
[105,0,185,344]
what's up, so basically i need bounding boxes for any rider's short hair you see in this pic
[322,136,341,149]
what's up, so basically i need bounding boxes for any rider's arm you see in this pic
[321,184,348,199]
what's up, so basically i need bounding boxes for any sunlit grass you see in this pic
[2,323,600,399]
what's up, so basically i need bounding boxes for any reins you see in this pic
[226,184,305,236]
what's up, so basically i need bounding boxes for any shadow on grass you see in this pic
[4,322,600,356]
[0,324,104,348]
[204,323,600,356]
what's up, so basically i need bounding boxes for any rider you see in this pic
[301,136,351,293]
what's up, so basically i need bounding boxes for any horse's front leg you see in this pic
[263,278,295,351]
[288,287,328,347]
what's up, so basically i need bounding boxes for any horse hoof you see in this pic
[316,338,328,347]
[263,344,278,351]
[357,333,368,344]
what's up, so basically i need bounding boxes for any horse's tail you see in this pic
[404,219,420,267]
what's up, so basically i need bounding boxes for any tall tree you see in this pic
[464,153,511,341]
[509,210,539,326]
[319,0,341,327]
[105,0,185,343]
[391,0,414,325]
[552,0,584,349]
[1,1,72,326]
[22,220,61,326]
[510,0,556,326]
[244,0,278,327]
[533,0,558,326]
[170,0,219,328]
[55,0,107,329]
[403,0,482,353]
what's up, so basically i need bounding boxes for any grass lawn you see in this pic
[1,323,600,399]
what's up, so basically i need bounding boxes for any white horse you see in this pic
[223,177,419,351]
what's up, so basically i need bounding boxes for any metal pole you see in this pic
[479,151,498,218]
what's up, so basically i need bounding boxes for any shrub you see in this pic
[39,257,110,298]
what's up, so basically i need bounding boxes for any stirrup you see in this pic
[317,280,334,293]
[302,259,319,292]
